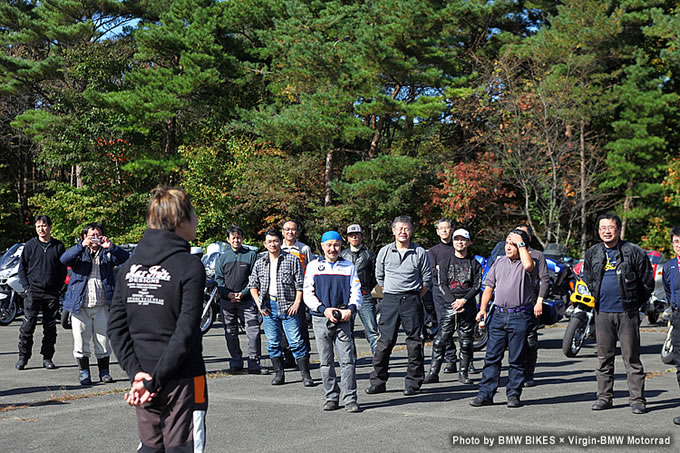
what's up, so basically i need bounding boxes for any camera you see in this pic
[326,304,347,330]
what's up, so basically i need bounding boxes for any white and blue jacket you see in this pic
[303,256,362,316]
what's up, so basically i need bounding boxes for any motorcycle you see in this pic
[472,300,495,351]
[562,275,596,357]
[660,306,674,364]
[198,244,220,334]
[198,242,260,334]
[0,243,25,325]
[644,250,666,325]
[472,240,506,351]
[544,243,575,305]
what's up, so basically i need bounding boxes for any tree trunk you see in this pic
[164,116,177,184]
[324,149,334,207]
[580,120,587,257]
[621,179,633,240]
[75,164,83,189]
[19,150,29,222]
[368,83,401,158]
[165,116,177,156]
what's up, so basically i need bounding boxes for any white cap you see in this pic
[452,228,470,240]
[347,224,363,234]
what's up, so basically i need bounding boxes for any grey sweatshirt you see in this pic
[375,242,431,294]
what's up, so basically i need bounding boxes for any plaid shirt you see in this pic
[248,251,303,315]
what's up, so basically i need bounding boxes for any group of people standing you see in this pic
[229,212,669,422]
[14,193,680,451]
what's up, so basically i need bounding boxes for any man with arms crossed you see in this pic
[281,220,314,362]
[427,219,459,373]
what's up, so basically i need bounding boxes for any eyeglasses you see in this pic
[598,225,617,232]
[282,228,296,232]
[393,227,412,233]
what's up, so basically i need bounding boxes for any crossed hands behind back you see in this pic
[125,372,156,406]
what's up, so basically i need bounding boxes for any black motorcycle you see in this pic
[0,244,25,325]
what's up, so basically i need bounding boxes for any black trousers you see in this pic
[18,293,59,360]
[369,293,424,390]
[433,293,458,363]
[524,316,539,379]
[433,302,475,360]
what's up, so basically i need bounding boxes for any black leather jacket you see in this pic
[582,240,654,312]
[340,245,377,293]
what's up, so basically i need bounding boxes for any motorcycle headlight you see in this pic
[576,283,591,296]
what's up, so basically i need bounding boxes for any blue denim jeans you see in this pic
[477,310,531,400]
[262,298,307,360]
[357,294,379,353]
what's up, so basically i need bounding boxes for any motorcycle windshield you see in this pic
[487,241,506,268]
[0,243,23,274]
[201,251,221,279]
[544,243,567,261]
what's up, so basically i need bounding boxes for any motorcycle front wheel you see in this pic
[472,320,488,351]
[562,315,587,357]
[200,302,216,334]
[661,325,674,365]
[0,295,18,325]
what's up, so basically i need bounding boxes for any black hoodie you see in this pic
[108,228,206,393]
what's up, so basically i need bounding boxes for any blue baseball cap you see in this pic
[321,231,342,243]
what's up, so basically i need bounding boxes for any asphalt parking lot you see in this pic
[0,316,678,452]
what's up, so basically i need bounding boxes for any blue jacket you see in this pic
[303,256,362,316]
[60,243,130,313]
[663,258,680,308]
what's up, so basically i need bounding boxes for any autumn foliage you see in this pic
[429,152,514,224]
